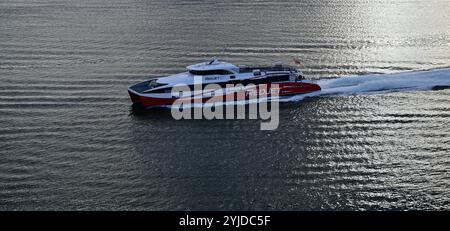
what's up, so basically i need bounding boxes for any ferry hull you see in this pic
[128,82,321,109]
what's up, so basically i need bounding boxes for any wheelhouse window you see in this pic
[189,69,234,75]
[147,79,166,89]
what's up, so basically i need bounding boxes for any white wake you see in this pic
[282,68,450,102]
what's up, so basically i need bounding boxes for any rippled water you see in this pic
[0,0,449,210]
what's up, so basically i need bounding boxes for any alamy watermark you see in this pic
[170,76,279,130]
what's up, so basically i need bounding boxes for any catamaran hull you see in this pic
[128,82,321,109]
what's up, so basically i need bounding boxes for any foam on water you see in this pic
[283,68,450,102]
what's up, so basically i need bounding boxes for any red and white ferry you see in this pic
[128,58,321,108]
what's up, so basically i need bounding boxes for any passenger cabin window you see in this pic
[189,69,234,75]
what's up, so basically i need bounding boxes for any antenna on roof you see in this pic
[209,57,218,65]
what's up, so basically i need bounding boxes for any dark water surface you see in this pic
[0,0,449,210]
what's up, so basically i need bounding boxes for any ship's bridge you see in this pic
[187,58,238,75]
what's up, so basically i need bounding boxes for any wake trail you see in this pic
[282,67,450,102]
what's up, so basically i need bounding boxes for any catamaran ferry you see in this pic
[128,58,321,108]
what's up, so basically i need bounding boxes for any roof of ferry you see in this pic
[187,58,238,71]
